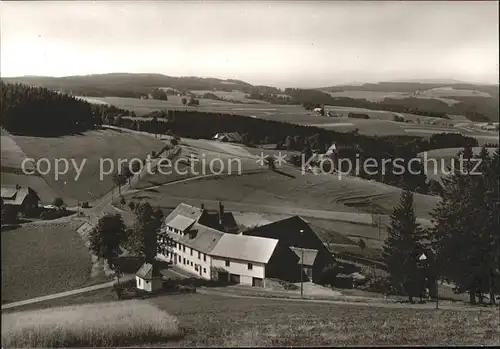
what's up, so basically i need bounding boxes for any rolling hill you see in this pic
[2,74,498,121]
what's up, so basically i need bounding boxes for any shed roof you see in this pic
[1,186,18,199]
[210,234,279,264]
[135,262,163,280]
[166,215,195,232]
[289,246,319,266]
[164,203,204,225]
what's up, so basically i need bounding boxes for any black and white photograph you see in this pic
[1,0,499,347]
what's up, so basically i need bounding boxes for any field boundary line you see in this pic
[1,279,122,310]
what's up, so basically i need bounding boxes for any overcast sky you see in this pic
[1,1,498,87]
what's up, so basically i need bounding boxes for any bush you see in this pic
[40,210,61,220]
[358,238,366,250]
[319,264,338,286]
[348,113,370,119]
[393,115,405,122]
[52,197,65,209]
[1,205,18,224]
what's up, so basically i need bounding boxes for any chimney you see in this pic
[201,203,205,210]
[219,201,224,226]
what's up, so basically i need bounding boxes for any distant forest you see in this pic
[3,74,498,122]
[0,82,101,136]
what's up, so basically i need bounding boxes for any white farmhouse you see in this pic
[209,234,279,287]
[158,203,303,287]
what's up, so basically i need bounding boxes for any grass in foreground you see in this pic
[152,293,499,346]
[1,222,92,303]
[1,300,182,348]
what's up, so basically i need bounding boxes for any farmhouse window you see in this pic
[183,246,186,252]
[183,258,186,265]
[198,251,201,259]
[195,265,198,271]
[203,254,206,262]
[203,268,206,273]
[178,256,181,262]
[190,248,193,256]
[225,260,230,267]
[248,263,253,270]
[191,261,193,266]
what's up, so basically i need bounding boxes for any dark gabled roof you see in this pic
[243,216,333,261]
[135,262,163,280]
[198,211,239,233]
[0,186,39,206]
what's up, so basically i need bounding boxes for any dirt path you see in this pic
[1,275,133,310]
[196,287,495,312]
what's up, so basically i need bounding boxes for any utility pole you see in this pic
[378,215,382,237]
[301,247,304,298]
[300,229,304,298]
[435,275,439,309]
[434,255,439,310]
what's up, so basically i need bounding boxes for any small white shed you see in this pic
[135,262,163,292]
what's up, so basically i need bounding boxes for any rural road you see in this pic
[1,276,132,310]
[196,287,492,312]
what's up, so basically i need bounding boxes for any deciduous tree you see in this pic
[89,214,127,265]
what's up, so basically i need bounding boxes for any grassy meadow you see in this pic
[125,168,440,219]
[3,290,497,347]
[1,222,93,304]
[8,128,166,205]
[1,300,181,348]
[152,293,499,346]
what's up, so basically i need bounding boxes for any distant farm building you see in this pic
[325,143,337,156]
[1,185,40,216]
[212,132,243,143]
